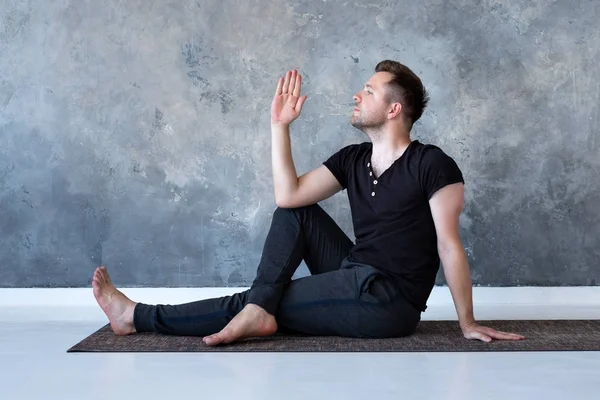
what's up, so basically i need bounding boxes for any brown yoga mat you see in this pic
[67,320,600,352]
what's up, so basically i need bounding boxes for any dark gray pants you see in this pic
[134,205,421,338]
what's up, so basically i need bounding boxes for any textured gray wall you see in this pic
[1,0,599,288]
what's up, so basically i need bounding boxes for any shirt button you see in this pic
[374,180,378,184]
[367,162,370,167]
[369,172,372,176]
[371,192,375,196]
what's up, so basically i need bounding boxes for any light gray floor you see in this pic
[1,305,599,400]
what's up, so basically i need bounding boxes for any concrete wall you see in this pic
[1,0,599,288]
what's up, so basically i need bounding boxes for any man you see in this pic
[92,60,525,345]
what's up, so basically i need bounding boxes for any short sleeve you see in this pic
[322,144,357,189]
[419,146,465,200]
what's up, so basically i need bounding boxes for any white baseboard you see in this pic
[1,286,599,308]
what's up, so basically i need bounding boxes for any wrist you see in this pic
[271,126,290,132]
[459,318,476,330]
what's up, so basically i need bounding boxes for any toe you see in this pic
[203,335,215,345]
[99,269,108,284]
[204,333,224,346]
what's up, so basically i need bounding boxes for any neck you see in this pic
[368,126,412,161]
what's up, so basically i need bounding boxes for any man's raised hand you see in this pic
[271,70,308,126]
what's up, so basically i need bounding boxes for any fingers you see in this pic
[488,330,526,340]
[292,72,302,97]
[480,326,525,340]
[295,95,307,111]
[480,334,492,342]
[275,77,283,96]
[286,70,297,95]
[470,326,526,342]
[471,332,492,342]
[280,70,303,96]
[282,70,292,95]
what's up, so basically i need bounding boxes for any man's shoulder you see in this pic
[410,140,456,162]
[409,140,464,184]
[337,141,371,152]
[332,141,371,159]
[411,139,442,153]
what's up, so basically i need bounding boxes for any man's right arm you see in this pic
[271,123,342,209]
[269,70,342,208]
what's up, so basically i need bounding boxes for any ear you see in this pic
[387,102,402,120]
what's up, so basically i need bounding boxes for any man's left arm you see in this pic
[429,183,525,342]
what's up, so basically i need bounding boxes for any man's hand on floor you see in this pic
[461,322,526,342]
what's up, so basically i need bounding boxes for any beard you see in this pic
[350,110,386,131]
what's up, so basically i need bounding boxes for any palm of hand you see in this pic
[271,70,307,125]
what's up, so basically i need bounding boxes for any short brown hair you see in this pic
[375,60,429,125]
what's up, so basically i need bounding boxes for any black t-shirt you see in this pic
[323,140,464,312]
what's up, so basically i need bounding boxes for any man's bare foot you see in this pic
[92,266,137,335]
[203,304,277,346]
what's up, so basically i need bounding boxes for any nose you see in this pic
[353,93,361,104]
